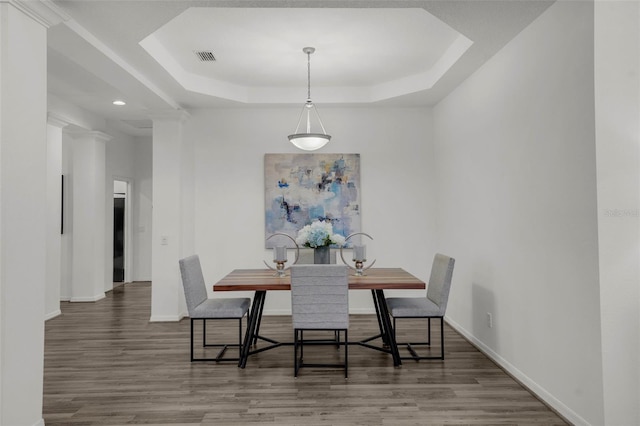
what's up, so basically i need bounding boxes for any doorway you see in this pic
[113,180,128,283]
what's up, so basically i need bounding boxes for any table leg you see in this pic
[374,289,402,367]
[370,289,389,346]
[252,292,267,346]
[240,290,266,368]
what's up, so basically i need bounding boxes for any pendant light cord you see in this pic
[307,50,312,102]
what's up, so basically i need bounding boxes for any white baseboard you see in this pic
[445,317,589,426]
[33,418,45,426]
[44,309,62,321]
[70,293,106,303]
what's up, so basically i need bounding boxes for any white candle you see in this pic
[274,246,287,262]
[353,245,366,262]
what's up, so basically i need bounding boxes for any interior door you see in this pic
[113,197,125,282]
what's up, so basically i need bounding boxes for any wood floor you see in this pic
[43,282,567,425]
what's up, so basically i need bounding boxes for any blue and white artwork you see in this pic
[265,153,361,248]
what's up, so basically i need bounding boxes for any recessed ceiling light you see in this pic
[113,100,126,106]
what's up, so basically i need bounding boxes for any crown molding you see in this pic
[47,112,71,129]
[64,128,113,143]
[7,0,69,28]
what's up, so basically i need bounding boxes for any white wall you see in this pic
[133,136,153,281]
[433,2,603,425]
[45,119,64,320]
[0,3,47,425]
[186,107,436,314]
[151,115,192,321]
[60,131,73,300]
[594,2,640,425]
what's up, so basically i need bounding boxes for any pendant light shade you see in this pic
[288,47,331,151]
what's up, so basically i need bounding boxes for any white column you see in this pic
[70,130,112,302]
[595,2,640,424]
[0,1,65,424]
[45,115,68,320]
[150,111,192,321]
[60,130,73,300]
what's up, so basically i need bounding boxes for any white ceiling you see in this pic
[138,8,473,104]
[46,0,555,136]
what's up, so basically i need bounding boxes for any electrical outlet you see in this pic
[487,312,493,328]
[160,235,169,245]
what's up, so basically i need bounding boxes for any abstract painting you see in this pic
[265,153,361,248]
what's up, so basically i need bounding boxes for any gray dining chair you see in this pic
[386,253,455,360]
[290,264,349,378]
[179,254,250,362]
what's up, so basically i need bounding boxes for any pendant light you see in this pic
[288,47,331,151]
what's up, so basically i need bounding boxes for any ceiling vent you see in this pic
[194,51,216,62]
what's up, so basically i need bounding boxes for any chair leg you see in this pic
[439,317,444,360]
[294,329,300,377]
[203,319,207,347]
[395,316,445,361]
[344,329,348,379]
[190,316,246,363]
[190,318,195,362]
[293,329,349,378]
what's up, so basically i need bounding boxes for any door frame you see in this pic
[113,176,133,284]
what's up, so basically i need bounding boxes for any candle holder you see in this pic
[273,245,288,277]
[274,258,287,276]
[264,233,300,277]
[352,245,366,275]
[340,232,376,276]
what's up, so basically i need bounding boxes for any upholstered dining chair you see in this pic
[290,264,349,378]
[179,255,250,362]
[386,253,455,360]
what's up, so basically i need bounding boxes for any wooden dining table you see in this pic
[213,267,426,368]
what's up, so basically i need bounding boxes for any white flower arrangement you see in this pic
[295,220,346,248]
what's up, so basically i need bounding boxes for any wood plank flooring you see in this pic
[43,282,568,425]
